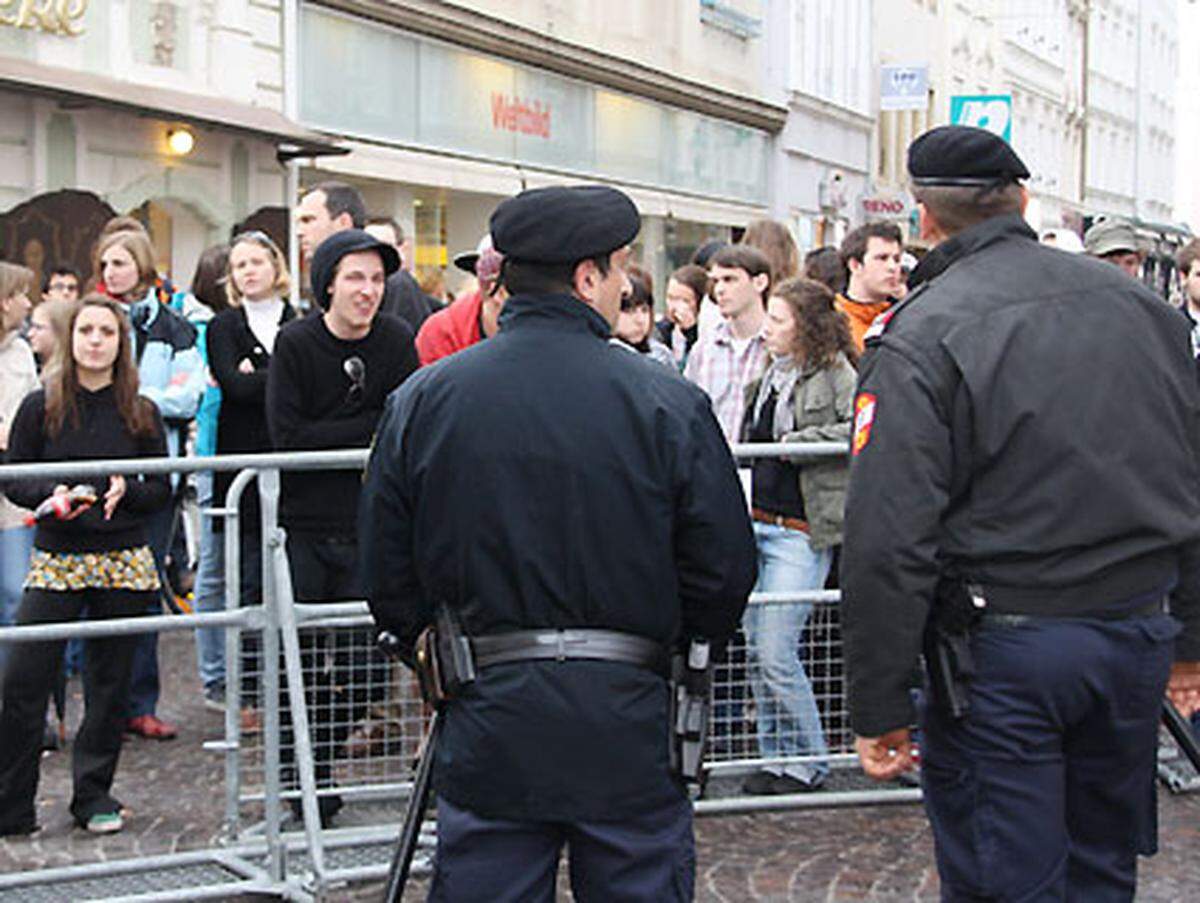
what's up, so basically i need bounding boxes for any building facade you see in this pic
[296,0,784,294]
[1084,0,1178,224]
[0,1,326,289]
[777,0,873,249]
[872,0,1185,242]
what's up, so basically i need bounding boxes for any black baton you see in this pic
[1162,698,1200,773]
[383,707,441,903]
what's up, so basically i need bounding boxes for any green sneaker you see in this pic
[86,812,124,834]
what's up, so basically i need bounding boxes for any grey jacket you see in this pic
[742,351,856,549]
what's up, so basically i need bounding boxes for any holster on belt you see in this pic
[923,577,980,720]
[669,638,712,787]
[413,606,476,706]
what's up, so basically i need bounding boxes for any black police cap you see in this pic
[908,125,1030,188]
[490,185,640,265]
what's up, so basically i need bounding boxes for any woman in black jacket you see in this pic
[0,296,169,836]
[204,232,294,702]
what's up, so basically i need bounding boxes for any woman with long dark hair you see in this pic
[0,296,169,835]
[738,277,857,796]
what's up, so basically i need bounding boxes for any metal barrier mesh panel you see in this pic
[710,597,849,771]
[0,863,246,903]
[239,614,427,809]
[239,594,850,814]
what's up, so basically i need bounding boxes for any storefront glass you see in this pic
[299,3,769,206]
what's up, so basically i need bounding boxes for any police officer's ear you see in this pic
[917,202,945,246]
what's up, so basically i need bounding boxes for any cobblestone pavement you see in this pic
[2,631,1198,901]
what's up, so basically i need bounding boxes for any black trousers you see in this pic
[0,587,152,829]
[431,795,695,902]
[281,531,390,788]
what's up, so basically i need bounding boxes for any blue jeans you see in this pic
[0,525,34,679]
[125,507,172,718]
[193,475,225,691]
[743,521,832,785]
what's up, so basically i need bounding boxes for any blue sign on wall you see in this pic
[949,95,1012,143]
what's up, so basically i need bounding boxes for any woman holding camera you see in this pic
[0,296,169,836]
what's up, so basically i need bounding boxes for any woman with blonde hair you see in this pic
[738,276,857,796]
[0,262,39,664]
[0,295,169,835]
[201,231,296,708]
[26,297,75,374]
[97,226,204,741]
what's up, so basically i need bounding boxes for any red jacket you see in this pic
[415,290,484,366]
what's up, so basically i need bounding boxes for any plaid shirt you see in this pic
[683,319,769,444]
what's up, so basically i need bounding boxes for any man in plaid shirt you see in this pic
[684,245,772,443]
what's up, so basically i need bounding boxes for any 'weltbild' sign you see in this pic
[0,0,88,36]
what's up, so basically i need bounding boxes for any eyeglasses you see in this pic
[343,356,365,405]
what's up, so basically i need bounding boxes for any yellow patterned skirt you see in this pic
[24,546,161,592]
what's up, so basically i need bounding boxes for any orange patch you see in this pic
[852,392,877,456]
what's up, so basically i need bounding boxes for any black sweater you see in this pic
[267,313,418,533]
[5,387,170,552]
[206,303,296,524]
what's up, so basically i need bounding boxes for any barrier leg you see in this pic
[273,526,329,887]
[259,468,286,882]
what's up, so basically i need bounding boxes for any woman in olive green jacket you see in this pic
[738,277,857,795]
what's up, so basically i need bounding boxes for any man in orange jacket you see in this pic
[835,222,904,351]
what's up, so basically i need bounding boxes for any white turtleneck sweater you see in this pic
[243,296,285,354]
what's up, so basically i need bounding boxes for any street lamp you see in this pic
[166,127,195,156]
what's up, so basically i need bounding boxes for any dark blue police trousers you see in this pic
[919,612,1178,902]
[429,794,695,902]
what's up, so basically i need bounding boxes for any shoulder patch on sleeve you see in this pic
[862,310,894,343]
[852,392,877,456]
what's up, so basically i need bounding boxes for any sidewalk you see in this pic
[2,630,1198,900]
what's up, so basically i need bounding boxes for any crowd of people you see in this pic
[3,165,1199,844]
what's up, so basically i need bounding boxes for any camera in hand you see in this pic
[24,484,99,525]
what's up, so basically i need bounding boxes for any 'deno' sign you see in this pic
[861,197,909,219]
[0,0,87,36]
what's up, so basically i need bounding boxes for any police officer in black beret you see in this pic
[360,185,756,900]
[841,125,1200,899]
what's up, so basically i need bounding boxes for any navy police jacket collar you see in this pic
[497,292,613,339]
[909,212,1037,290]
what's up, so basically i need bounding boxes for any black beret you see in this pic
[490,185,640,265]
[908,125,1030,187]
[310,229,400,309]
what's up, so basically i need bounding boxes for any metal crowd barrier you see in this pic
[0,442,917,901]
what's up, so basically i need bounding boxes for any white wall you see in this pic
[1174,0,1200,230]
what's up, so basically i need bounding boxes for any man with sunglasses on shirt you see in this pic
[266,229,419,826]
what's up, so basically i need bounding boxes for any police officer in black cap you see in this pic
[841,125,1200,899]
[360,185,755,900]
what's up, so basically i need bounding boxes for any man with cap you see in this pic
[841,124,1200,899]
[1084,216,1144,279]
[413,235,509,366]
[360,185,755,899]
[266,229,419,825]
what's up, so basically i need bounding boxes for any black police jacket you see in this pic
[361,292,756,822]
[841,213,1200,738]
